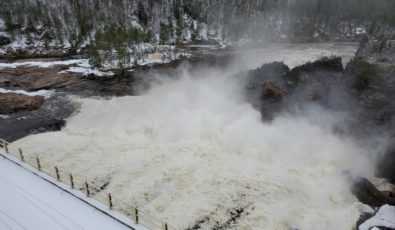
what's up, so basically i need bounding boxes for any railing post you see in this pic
[4,141,8,154]
[163,222,168,230]
[69,174,74,189]
[18,148,24,162]
[35,157,42,171]
[85,182,90,197]
[108,193,113,209]
[55,166,60,181]
[1,140,5,158]
[134,207,139,224]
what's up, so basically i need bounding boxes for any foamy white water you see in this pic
[11,43,376,229]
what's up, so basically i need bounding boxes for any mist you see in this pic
[10,44,380,229]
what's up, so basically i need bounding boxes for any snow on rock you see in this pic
[0,58,114,77]
[0,19,4,30]
[137,52,168,66]
[10,36,28,50]
[61,66,115,77]
[354,26,367,35]
[63,40,72,49]
[198,23,208,40]
[0,59,89,69]
[359,205,395,230]
[0,88,54,99]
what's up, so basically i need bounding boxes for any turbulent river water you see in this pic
[11,42,377,229]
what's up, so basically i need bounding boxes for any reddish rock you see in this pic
[305,93,320,101]
[0,92,45,114]
[262,82,284,99]
[0,64,134,96]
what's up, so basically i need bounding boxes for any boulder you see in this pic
[0,92,44,114]
[350,176,395,208]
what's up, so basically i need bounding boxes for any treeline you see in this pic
[89,24,152,67]
[287,0,395,35]
[1,0,394,44]
[1,0,394,68]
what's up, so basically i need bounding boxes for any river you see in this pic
[10,42,372,230]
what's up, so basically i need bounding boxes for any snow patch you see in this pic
[61,67,115,77]
[10,36,28,50]
[0,59,89,69]
[197,23,208,40]
[0,88,54,99]
[63,40,72,49]
[0,19,4,30]
[354,26,367,35]
[359,205,395,230]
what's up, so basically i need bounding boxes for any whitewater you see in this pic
[9,42,376,229]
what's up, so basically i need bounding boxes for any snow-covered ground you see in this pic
[60,66,115,77]
[0,88,54,99]
[0,150,142,230]
[0,59,115,77]
[0,59,88,69]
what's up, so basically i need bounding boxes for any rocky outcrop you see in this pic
[244,55,395,228]
[0,64,134,96]
[244,47,395,184]
[245,57,348,121]
[0,92,73,142]
[346,39,395,184]
[0,92,44,114]
[350,176,395,208]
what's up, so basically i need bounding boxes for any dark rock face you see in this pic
[245,57,348,121]
[0,93,74,142]
[345,40,395,184]
[0,92,44,114]
[0,35,11,46]
[245,62,290,120]
[377,146,395,185]
[350,176,395,208]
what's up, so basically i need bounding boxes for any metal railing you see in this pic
[0,139,175,230]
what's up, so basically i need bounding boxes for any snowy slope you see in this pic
[0,150,142,230]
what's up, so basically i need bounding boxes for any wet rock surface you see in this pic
[0,64,135,96]
[0,92,44,114]
[0,93,74,142]
[350,176,395,208]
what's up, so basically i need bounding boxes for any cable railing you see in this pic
[0,139,176,230]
